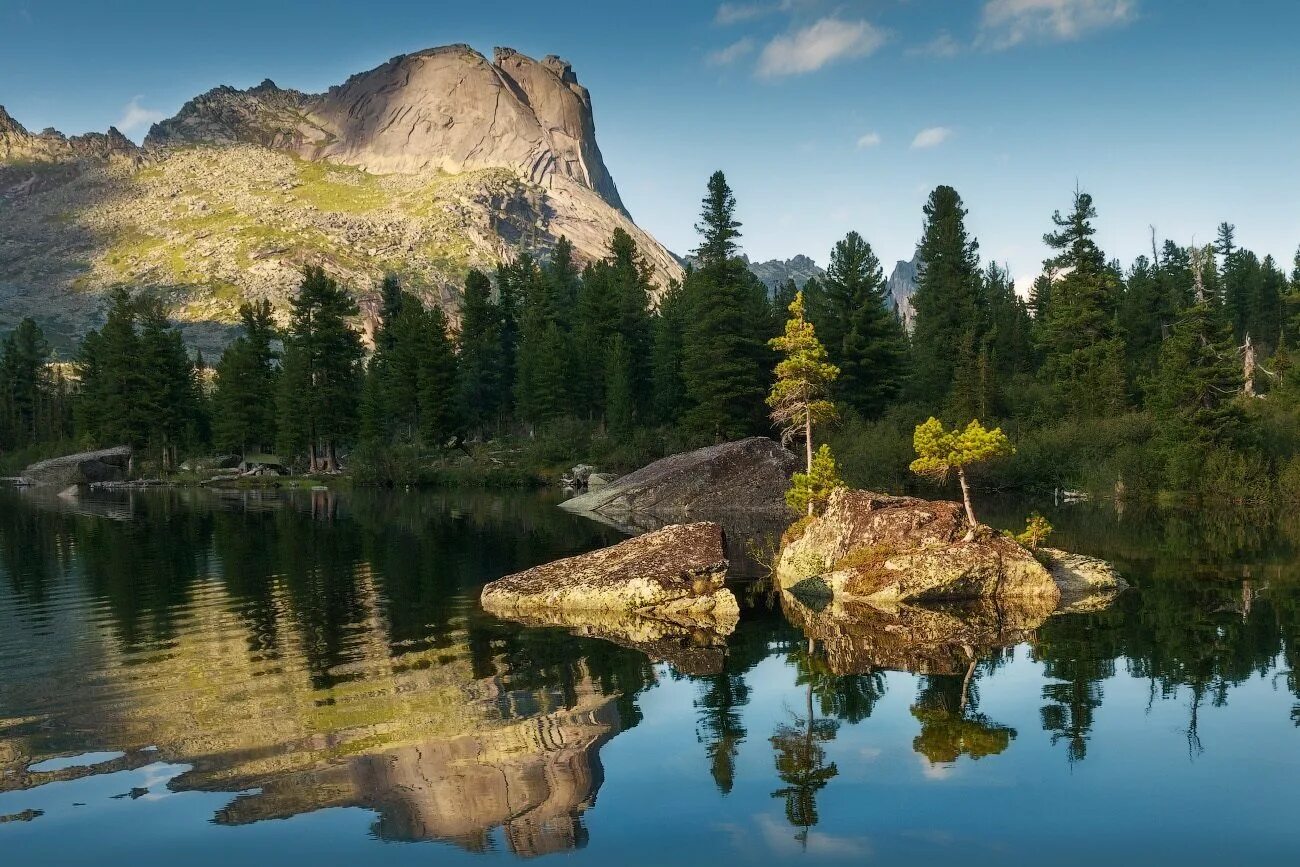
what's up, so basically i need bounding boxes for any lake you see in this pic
[1,486,1297,865]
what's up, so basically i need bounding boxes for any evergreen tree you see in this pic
[0,318,54,449]
[768,291,839,482]
[604,333,635,436]
[910,417,1013,529]
[136,297,203,469]
[772,278,799,319]
[694,170,742,266]
[1147,301,1243,451]
[417,305,460,446]
[812,231,907,418]
[680,172,771,440]
[276,266,364,471]
[514,254,570,427]
[456,269,506,434]
[651,279,688,425]
[1036,190,1127,417]
[211,300,278,455]
[76,288,143,447]
[910,186,982,406]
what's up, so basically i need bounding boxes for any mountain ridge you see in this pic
[0,45,681,351]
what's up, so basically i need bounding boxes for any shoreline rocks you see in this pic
[778,489,1123,604]
[481,522,738,623]
[560,437,797,520]
[20,446,132,488]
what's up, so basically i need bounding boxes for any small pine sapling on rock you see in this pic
[910,417,1014,536]
[786,443,844,517]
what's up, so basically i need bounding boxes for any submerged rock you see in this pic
[21,446,132,488]
[777,489,1074,604]
[1038,547,1129,595]
[560,437,797,520]
[481,522,737,622]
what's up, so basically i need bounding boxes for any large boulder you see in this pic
[481,522,738,624]
[1038,548,1129,595]
[21,446,132,488]
[777,489,1062,604]
[560,437,797,519]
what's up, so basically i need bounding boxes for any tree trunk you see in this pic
[804,407,814,517]
[958,468,977,532]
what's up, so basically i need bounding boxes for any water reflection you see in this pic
[1,488,1299,863]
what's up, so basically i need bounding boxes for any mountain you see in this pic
[886,251,920,332]
[735,249,918,332]
[0,45,682,351]
[743,254,824,291]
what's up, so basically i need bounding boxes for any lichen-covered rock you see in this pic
[21,446,132,488]
[778,489,1060,604]
[1038,547,1128,594]
[560,437,797,520]
[481,522,737,622]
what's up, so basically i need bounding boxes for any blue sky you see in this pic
[3,0,1299,287]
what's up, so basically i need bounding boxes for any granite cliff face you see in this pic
[886,250,920,332]
[0,45,681,350]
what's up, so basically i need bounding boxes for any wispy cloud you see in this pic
[715,2,773,25]
[856,131,882,149]
[757,17,886,78]
[114,96,165,136]
[909,31,962,58]
[978,0,1136,49]
[707,37,756,66]
[911,126,953,149]
[756,813,873,858]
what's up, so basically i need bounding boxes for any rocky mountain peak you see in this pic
[142,44,627,215]
[0,44,681,350]
[0,105,25,136]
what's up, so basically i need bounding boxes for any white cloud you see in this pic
[978,0,1136,49]
[756,813,873,858]
[114,96,165,136]
[911,126,953,149]
[909,31,962,58]
[715,2,771,25]
[856,131,882,149]
[757,17,886,78]
[707,37,756,66]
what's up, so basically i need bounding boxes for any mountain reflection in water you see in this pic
[1,487,1298,865]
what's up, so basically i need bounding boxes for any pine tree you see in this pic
[211,300,278,455]
[910,417,1013,530]
[1147,301,1243,450]
[694,170,742,266]
[680,172,771,440]
[786,443,844,517]
[456,269,506,434]
[910,186,982,406]
[277,266,364,471]
[1036,190,1127,417]
[604,333,635,436]
[76,287,143,448]
[136,297,202,469]
[651,279,688,425]
[515,254,570,427]
[768,291,839,513]
[815,231,908,418]
[0,318,53,449]
[417,305,460,446]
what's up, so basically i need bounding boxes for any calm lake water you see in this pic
[1,486,1297,865]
